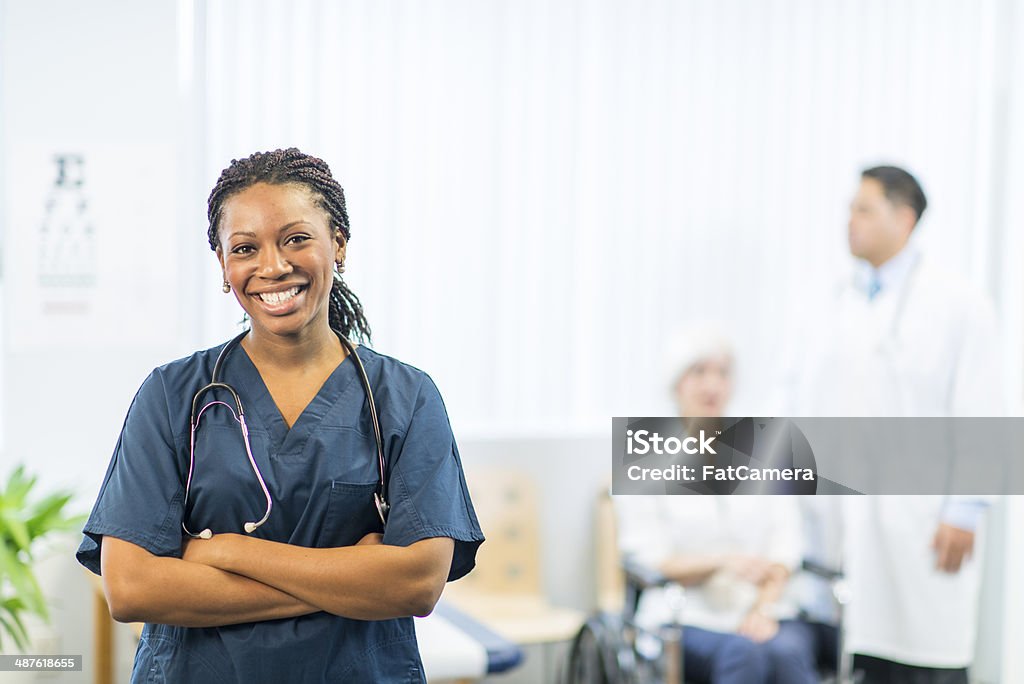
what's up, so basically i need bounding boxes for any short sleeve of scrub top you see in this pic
[77,369,184,573]
[380,370,483,581]
[75,343,485,684]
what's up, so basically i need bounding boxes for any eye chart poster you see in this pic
[5,143,179,351]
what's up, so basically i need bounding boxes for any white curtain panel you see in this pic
[197,0,1019,434]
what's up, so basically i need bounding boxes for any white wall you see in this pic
[0,1,191,681]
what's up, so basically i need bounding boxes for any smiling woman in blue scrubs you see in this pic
[76,148,485,683]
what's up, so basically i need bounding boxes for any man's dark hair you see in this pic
[862,165,928,225]
[207,148,371,342]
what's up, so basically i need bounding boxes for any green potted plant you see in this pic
[0,465,85,651]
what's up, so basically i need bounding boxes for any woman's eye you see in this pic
[286,234,311,245]
[231,245,255,255]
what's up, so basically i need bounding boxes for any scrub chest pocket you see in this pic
[315,481,383,547]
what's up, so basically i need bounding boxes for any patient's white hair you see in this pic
[664,324,735,394]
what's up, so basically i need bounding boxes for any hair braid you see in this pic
[207,148,371,342]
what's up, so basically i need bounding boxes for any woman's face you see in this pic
[674,353,733,418]
[216,182,345,341]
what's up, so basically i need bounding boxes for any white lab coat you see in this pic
[788,246,1003,667]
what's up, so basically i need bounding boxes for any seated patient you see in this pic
[615,329,819,684]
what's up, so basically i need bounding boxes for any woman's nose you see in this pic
[257,247,292,277]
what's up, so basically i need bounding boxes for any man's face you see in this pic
[847,177,912,266]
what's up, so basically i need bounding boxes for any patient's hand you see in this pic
[737,607,779,643]
[931,523,974,573]
[723,554,774,585]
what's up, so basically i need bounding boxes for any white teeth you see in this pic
[257,287,300,305]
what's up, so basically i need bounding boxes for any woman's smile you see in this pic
[249,284,309,314]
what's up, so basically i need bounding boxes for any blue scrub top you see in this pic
[76,339,484,683]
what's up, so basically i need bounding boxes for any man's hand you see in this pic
[931,523,975,573]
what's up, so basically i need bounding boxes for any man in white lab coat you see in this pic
[789,166,1002,684]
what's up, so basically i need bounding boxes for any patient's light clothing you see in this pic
[615,496,801,633]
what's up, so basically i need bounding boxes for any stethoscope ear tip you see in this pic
[243,522,258,534]
[199,529,213,540]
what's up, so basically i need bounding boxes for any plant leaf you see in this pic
[0,465,83,650]
[0,539,47,618]
[4,467,37,508]
[25,492,74,534]
[0,609,29,652]
[0,511,32,553]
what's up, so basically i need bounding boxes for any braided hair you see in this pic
[207,148,371,342]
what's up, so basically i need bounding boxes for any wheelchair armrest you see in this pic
[800,558,843,582]
[620,556,678,623]
[802,559,853,610]
[622,556,671,590]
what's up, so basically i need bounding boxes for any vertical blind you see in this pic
[196,0,1020,434]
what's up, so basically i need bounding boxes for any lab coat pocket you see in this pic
[315,481,383,548]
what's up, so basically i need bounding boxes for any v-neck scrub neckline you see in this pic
[234,342,359,455]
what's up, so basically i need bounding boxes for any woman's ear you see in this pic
[215,246,229,287]
[335,230,347,265]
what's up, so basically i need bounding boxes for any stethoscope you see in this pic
[182,329,389,539]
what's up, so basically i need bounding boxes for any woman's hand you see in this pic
[102,535,318,627]
[181,536,207,564]
[356,532,383,546]
[181,533,241,569]
[181,530,451,620]
[183,531,382,566]
[209,535,454,620]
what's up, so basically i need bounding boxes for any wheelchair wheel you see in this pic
[563,612,636,684]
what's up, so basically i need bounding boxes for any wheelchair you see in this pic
[564,557,860,684]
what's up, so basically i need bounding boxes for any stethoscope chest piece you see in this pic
[374,493,390,525]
